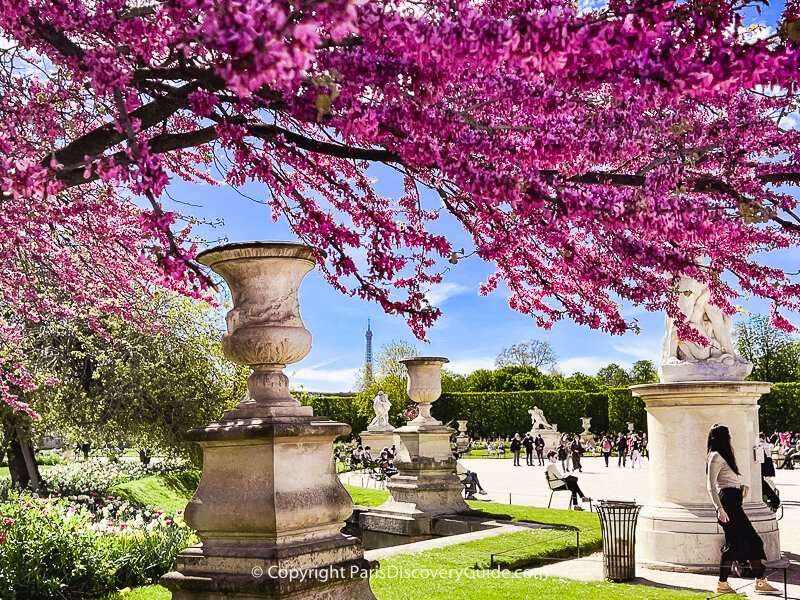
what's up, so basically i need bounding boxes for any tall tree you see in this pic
[629,360,659,385]
[597,363,632,388]
[495,340,558,370]
[734,314,800,383]
[5,1,800,411]
[22,293,248,469]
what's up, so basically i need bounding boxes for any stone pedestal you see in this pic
[359,431,395,455]
[535,429,561,451]
[361,358,469,544]
[631,381,779,571]
[161,242,375,600]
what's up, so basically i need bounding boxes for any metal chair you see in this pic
[545,471,571,508]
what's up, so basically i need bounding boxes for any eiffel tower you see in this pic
[364,319,374,385]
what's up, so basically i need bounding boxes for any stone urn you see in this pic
[455,420,470,452]
[202,241,314,419]
[581,417,592,435]
[161,241,375,600]
[627,421,635,433]
[401,357,449,426]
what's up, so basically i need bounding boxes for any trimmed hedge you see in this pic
[299,394,371,436]
[607,387,646,434]
[432,390,611,437]
[298,383,800,440]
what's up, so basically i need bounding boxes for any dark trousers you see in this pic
[513,450,521,466]
[618,452,627,467]
[536,449,545,465]
[603,451,611,467]
[718,487,766,581]
[564,475,585,505]
[571,455,582,471]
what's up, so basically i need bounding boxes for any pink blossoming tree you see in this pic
[3,0,800,414]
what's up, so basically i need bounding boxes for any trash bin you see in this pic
[596,500,642,582]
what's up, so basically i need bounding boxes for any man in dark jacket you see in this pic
[534,434,546,465]
[616,433,628,468]
[510,433,522,466]
[523,433,535,466]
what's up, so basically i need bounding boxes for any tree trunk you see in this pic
[7,426,41,491]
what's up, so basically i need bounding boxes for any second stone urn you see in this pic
[360,357,468,547]
[161,242,374,600]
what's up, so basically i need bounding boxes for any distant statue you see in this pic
[368,391,394,431]
[659,276,751,382]
[528,406,556,431]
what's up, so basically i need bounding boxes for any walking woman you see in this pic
[601,435,612,468]
[706,424,780,596]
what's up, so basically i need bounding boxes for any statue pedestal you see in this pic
[162,415,376,599]
[532,429,561,451]
[359,430,396,455]
[631,382,779,571]
[360,421,469,546]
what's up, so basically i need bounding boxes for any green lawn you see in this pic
[112,485,709,599]
[344,484,390,507]
[111,470,200,513]
[103,585,171,599]
[0,464,56,478]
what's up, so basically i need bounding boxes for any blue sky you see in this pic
[160,0,796,392]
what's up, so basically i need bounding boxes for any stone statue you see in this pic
[528,406,556,431]
[368,391,394,431]
[659,276,752,383]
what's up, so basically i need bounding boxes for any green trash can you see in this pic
[596,500,642,582]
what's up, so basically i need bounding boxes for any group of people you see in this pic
[597,432,648,468]
[763,430,800,470]
[509,432,548,466]
[350,443,398,477]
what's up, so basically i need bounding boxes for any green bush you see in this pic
[298,394,371,437]
[607,388,646,433]
[759,383,800,433]
[0,492,194,599]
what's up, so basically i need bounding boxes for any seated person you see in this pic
[455,461,487,499]
[351,445,363,469]
[487,442,495,455]
[546,451,591,511]
[781,442,799,469]
[362,446,374,468]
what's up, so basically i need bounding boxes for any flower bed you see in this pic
[0,492,194,599]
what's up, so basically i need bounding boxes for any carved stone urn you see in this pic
[402,357,448,426]
[455,420,469,452]
[161,242,375,600]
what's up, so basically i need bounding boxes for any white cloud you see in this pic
[558,356,626,376]
[289,367,359,392]
[426,282,471,306]
[610,339,662,363]
[446,357,495,374]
